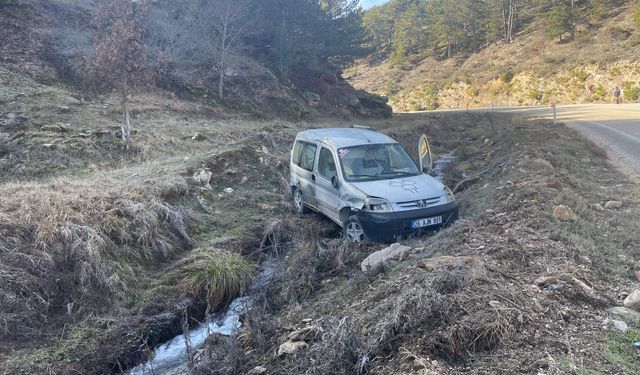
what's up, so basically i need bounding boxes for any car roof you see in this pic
[296,128,397,149]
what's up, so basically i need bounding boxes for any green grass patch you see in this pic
[181,250,255,309]
[603,324,640,374]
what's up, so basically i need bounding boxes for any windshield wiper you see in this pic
[380,171,419,177]
[349,174,378,178]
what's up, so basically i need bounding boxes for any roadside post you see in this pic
[550,98,557,125]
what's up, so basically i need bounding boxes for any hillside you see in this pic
[347,1,640,111]
[0,0,390,121]
[2,1,640,375]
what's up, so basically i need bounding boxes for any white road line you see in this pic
[576,120,640,144]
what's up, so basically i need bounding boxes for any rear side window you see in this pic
[292,141,317,172]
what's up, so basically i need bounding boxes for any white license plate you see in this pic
[411,216,443,229]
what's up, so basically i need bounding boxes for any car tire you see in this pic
[293,188,309,215]
[344,215,367,243]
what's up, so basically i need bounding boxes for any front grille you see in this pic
[396,196,441,209]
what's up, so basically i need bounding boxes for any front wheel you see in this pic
[344,216,366,243]
[293,188,309,214]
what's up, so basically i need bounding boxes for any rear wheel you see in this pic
[344,216,366,243]
[293,188,309,214]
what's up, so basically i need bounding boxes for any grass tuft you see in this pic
[181,250,255,310]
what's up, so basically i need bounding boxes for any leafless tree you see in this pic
[91,0,150,148]
[502,0,518,43]
[206,0,251,99]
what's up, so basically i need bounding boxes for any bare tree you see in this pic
[206,0,250,99]
[502,0,518,43]
[91,0,150,148]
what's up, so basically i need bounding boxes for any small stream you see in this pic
[433,154,455,181]
[127,259,278,375]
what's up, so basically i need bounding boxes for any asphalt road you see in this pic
[491,104,640,175]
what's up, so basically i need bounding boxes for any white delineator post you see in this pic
[550,98,557,125]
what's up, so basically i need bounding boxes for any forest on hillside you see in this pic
[363,0,639,63]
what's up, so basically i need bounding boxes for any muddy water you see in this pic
[127,259,278,375]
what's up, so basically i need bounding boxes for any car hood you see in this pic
[350,174,445,202]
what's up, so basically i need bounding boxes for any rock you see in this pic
[223,187,234,194]
[605,201,623,209]
[288,325,321,342]
[361,243,410,275]
[417,255,478,271]
[193,169,213,190]
[57,105,71,113]
[534,275,558,287]
[41,123,67,133]
[608,319,629,333]
[623,290,640,312]
[609,307,640,322]
[247,366,267,375]
[225,168,238,175]
[593,203,605,211]
[553,205,577,221]
[241,176,248,184]
[635,271,640,283]
[191,132,206,141]
[277,340,308,356]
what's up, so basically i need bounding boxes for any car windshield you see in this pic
[338,143,420,182]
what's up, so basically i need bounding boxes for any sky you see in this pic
[360,0,389,9]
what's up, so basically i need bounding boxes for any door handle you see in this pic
[311,174,316,181]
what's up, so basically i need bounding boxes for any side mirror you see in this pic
[331,176,339,189]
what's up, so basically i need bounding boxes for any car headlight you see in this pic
[363,197,393,212]
[443,187,456,203]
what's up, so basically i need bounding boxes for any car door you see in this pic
[315,146,341,223]
[292,140,319,209]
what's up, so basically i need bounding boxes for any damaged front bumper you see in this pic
[356,202,458,242]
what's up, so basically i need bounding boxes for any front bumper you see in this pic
[356,202,458,242]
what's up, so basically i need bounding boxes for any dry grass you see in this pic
[0,173,191,338]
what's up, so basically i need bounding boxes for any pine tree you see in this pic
[546,3,574,42]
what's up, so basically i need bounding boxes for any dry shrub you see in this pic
[360,286,440,372]
[428,295,523,360]
[195,334,246,375]
[419,262,526,360]
[285,317,365,375]
[279,240,360,303]
[180,250,255,311]
[0,175,191,338]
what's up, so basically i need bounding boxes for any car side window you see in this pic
[318,147,337,179]
[299,143,317,172]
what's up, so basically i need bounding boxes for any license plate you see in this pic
[411,216,443,229]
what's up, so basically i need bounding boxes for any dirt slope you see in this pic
[190,112,640,375]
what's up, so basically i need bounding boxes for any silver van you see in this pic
[289,127,458,242]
